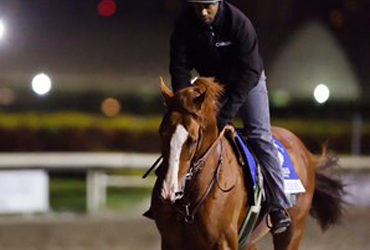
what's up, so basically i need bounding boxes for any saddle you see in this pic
[225,126,306,247]
[226,126,306,199]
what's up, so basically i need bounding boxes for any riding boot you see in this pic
[268,207,291,234]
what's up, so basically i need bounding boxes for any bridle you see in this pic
[177,125,235,223]
[143,125,235,223]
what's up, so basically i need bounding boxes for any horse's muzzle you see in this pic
[160,184,184,204]
[175,191,184,200]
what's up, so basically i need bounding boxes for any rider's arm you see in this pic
[217,17,263,129]
[170,20,193,93]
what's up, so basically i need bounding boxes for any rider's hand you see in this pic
[217,118,227,133]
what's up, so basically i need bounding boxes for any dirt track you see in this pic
[0,208,368,250]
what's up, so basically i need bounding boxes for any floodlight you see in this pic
[31,73,52,95]
[314,84,330,104]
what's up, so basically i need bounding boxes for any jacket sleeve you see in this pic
[217,17,263,129]
[169,21,193,92]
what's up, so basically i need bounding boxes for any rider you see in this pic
[170,0,292,234]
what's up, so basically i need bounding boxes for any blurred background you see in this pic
[0,0,369,249]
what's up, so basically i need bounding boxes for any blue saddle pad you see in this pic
[235,133,305,194]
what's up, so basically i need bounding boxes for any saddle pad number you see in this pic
[273,138,306,194]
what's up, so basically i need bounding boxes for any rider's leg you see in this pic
[239,71,292,234]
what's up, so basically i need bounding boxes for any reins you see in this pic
[142,126,236,224]
[142,155,163,179]
[185,125,228,179]
[176,125,235,223]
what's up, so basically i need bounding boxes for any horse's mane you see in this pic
[174,77,224,117]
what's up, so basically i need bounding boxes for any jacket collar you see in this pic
[211,1,224,30]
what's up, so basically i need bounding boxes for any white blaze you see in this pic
[161,124,188,202]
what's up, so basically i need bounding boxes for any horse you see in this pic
[147,77,344,250]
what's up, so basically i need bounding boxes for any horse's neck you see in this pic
[192,124,222,191]
[198,121,218,156]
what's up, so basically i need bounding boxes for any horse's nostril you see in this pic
[175,191,184,198]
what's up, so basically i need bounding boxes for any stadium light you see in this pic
[31,73,52,95]
[98,0,117,16]
[313,84,330,104]
[272,90,290,107]
[101,97,121,117]
[0,19,6,41]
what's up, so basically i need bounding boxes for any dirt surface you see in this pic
[0,208,368,250]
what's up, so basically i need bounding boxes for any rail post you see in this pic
[87,169,107,214]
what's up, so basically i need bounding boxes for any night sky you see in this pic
[0,0,175,94]
[0,0,369,98]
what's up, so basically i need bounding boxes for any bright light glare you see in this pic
[314,84,330,104]
[101,97,121,117]
[31,73,52,95]
[0,19,5,40]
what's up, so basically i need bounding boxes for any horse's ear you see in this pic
[159,76,174,105]
[193,90,206,112]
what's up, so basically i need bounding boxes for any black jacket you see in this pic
[170,1,264,127]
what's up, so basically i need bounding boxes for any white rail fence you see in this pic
[0,153,369,214]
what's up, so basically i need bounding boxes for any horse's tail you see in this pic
[309,146,345,231]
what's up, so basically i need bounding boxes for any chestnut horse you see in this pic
[148,77,344,250]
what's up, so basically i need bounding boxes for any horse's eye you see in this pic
[186,137,197,146]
